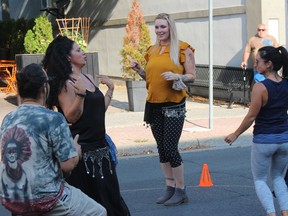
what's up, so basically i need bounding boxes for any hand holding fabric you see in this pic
[161,71,178,81]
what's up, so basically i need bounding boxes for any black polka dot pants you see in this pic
[150,104,185,168]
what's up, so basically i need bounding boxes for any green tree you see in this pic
[119,0,151,80]
[24,16,53,54]
[0,18,34,59]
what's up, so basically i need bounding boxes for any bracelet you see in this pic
[76,92,86,98]
[176,74,181,81]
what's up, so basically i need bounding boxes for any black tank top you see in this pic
[59,75,107,149]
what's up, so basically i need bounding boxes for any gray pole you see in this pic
[209,0,213,129]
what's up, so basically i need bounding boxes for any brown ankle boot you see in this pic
[164,187,188,206]
[156,186,175,204]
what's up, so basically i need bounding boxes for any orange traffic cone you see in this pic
[199,163,213,187]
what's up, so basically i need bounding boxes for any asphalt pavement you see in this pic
[0,85,272,216]
[117,146,268,216]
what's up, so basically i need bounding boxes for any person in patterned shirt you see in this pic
[0,63,106,216]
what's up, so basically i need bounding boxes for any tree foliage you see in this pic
[24,16,53,54]
[119,0,151,80]
[0,18,34,59]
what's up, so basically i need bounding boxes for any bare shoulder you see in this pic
[252,82,266,94]
[59,80,74,96]
[85,73,94,79]
[183,47,195,66]
[184,47,194,56]
[85,73,96,82]
[58,80,76,110]
[268,34,276,39]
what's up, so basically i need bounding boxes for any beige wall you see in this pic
[89,0,248,77]
[246,0,285,46]
[88,0,286,78]
[2,0,286,78]
[244,0,286,67]
[261,0,286,46]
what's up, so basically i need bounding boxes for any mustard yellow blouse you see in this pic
[144,40,195,104]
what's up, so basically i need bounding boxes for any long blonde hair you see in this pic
[153,13,179,65]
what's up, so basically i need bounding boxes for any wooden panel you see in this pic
[0,60,17,93]
[81,52,99,79]
[15,54,44,72]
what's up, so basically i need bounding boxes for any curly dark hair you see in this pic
[258,46,288,78]
[42,35,75,108]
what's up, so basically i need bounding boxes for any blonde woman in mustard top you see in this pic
[131,13,196,206]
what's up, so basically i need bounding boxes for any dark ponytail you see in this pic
[278,47,288,78]
[258,46,288,78]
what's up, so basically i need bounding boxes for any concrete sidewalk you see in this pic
[104,85,253,156]
[0,85,253,156]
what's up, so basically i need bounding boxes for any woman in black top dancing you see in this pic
[43,35,130,216]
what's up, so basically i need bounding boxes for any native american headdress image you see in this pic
[1,126,32,165]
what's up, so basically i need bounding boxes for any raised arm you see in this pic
[131,61,146,80]
[98,75,114,111]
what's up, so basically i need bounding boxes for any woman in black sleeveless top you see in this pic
[43,35,130,216]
